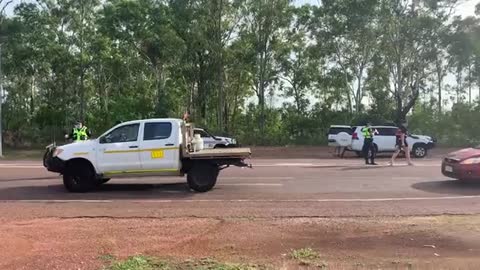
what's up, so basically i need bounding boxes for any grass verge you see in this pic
[1,149,44,160]
[290,248,327,268]
[103,255,268,270]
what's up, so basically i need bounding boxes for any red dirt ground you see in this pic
[1,216,480,270]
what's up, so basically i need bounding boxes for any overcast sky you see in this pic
[295,0,479,17]
[3,0,480,18]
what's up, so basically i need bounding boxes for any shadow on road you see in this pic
[412,180,480,196]
[0,182,195,200]
[0,176,59,182]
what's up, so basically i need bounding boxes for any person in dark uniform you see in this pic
[361,123,377,165]
[390,122,414,166]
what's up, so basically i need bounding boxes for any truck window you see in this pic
[143,122,172,141]
[101,124,140,143]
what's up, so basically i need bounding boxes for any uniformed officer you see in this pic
[65,121,91,142]
[361,123,377,165]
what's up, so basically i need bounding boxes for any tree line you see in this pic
[0,0,479,147]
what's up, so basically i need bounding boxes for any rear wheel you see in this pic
[63,160,96,193]
[412,144,427,158]
[187,162,219,192]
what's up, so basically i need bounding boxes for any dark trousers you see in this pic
[362,138,375,164]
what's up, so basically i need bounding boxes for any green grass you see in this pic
[103,256,267,270]
[290,248,327,268]
[99,254,117,262]
[291,248,319,261]
[1,148,44,160]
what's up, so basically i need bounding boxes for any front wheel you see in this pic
[412,144,428,158]
[187,162,219,192]
[63,161,95,192]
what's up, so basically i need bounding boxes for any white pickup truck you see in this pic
[43,118,251,193]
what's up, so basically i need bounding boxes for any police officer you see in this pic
[361,122,377,165]
[65,121,91,142]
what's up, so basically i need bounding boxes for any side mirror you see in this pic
[99,136,106,144]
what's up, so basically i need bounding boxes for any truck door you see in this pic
[139,121,180,173]
[97,123,142,173]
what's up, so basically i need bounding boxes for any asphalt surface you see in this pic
[1,158,480,219]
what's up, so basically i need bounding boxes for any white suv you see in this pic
[350,126,435,158]
[193,128,237,149]
[327,125,354,147]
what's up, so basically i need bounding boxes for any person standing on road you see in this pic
[361,123,377,165]
[389,122,414,166]
[65,120,91,142]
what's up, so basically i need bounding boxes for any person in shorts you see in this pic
[389,122,413,166]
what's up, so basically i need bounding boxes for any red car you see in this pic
[442,147,480,181]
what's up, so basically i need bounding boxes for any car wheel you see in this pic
[412,144,427,158]
[187,162,219,192]
[63,160,96,193]
[355,151,362,157]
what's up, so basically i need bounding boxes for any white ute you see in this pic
[43,118,251,193]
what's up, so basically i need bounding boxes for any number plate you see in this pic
[445,166,453,173]
[151,150,164,159]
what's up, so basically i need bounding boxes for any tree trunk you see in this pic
[216,0,224,132]
[468,63,472,105]
[30,74,35,117]
[437,72,442,114]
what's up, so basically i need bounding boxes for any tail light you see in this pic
[352,132,358,140]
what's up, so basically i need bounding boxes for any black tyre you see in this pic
[95,178,111,186]
[187,162,219,192]
[42,150,49,167]
[355,151,362,157]
[63,160,96,193]
[101,178,111,183]
[412,144,427,158]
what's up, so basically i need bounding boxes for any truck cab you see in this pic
[44,118,251,193]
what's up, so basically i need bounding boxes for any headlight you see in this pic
[461,157,480,165]
[52,148,64,157]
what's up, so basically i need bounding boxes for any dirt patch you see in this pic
[1,216,480,269]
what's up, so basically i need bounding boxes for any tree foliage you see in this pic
[0,0,479,147]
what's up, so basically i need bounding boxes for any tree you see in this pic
[276,5,320,115]
[315,0,380,114]
[378,0,440,123]
[238,0,291,141]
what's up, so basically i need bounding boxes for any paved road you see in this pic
[1,158,480,219]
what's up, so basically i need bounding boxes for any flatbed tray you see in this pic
[186,148,251,159]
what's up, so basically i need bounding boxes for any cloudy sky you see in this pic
[294,0,478,17]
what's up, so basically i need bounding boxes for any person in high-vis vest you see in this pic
[65,121,91,142]
[361,123,377,165]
